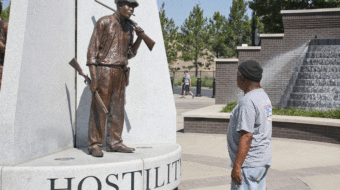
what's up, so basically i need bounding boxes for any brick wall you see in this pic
[272,122,340,144]
[184,117,340,144]
[215,8,340,107]
[215,59,240,104]
[184,118,228,134]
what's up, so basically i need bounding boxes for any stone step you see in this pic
[287,40,340,110]
[290,93,339,101]
[295,79,339,86]
[308,45,340,52]
[303,58,340,66]
[300,65,340,72]
[298,72,340,80]
[287,99,340,109]
[306,52,340,58]
[293,86,340,94]
[310,39,340,46]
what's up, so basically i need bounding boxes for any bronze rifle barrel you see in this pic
[94,0,135,16]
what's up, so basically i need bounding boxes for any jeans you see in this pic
[231,166,269,190]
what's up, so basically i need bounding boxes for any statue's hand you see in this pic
[135,26,144,37]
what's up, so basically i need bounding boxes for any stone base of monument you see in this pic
[1,144,181,190]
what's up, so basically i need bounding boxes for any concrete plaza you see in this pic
[174,94,340,190]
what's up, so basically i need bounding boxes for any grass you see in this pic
[173,76,214,88]
[221,101,340,119]
[221,101,238,112]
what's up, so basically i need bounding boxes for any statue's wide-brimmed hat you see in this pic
[115,0,139,7]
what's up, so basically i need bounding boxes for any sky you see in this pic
[2,0,10,9]
[0,1,252,24]
[156,0,252,29]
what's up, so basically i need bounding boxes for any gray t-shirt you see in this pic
[184,74,190,85]
[227,88,272,168]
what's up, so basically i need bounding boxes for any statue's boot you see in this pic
[107,142,135,153]
[89,145,104,157]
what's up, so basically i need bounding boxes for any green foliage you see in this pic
[205,1,252,58]
[272,108,340,119]
[201,76,214,88]
[250,11,264,46]
[173,76,214,88]
[206,12,230,58]
[1,1,10,21]
[254,15,264,34]
[312,0,340,8]
[190,76,198,86]
[221,101,238,112]
[250,0,340,33]
[160,1,253,69]
[179,4,214,76]
[225,0,252,57]
[159,3,180,72]
[173,79,182,86]
[221,103,340,119]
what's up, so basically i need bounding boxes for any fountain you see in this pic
[215,8,340,110]
[287,39,340,110]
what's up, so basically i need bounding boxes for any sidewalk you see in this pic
[173,86,214,98]
[174,94,340,190]
[175,94,215,131]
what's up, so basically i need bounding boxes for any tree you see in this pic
[207,12,230,58]
[226,0,252,57]
[180,4,213,76]
[250,0,340,33]
[1,0,10,21]
[312,0,340,8]
[251,11,264,46]
[159,2,180,71]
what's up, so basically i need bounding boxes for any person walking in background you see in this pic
[181,70,195,99]
[227,60,272,190]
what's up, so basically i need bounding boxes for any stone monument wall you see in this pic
[0,0,76,166]
[216,8,340,106]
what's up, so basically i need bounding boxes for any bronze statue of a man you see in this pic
[86,0,143,157]
[0,2,8,92]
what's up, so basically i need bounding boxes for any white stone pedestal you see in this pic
[1,144,181,190]
[0,0,75,166]
[0,0,181,189]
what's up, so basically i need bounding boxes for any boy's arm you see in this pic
[129,27,144,59]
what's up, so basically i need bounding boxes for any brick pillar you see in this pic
[215,59,239,105]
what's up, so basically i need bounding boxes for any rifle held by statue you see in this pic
[69,58,109,114]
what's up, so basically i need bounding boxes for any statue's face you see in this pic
[118,2,135,19]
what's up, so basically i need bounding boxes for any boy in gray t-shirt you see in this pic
[181,70,195,99]
[227,60,272,190]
